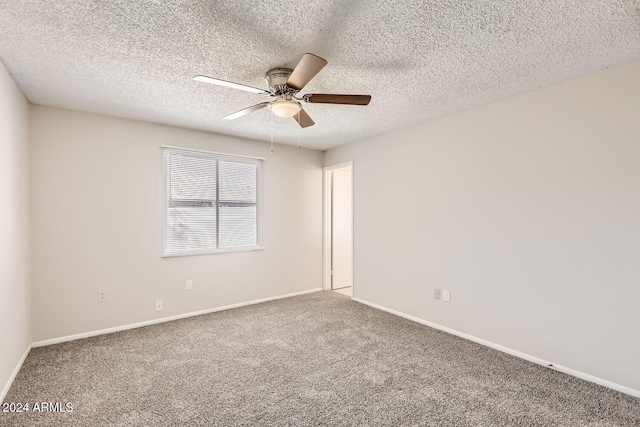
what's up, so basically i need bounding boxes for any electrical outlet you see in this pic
[434,288,441,300]
[155,300,163,311]
[186,280,193,290]
[442,290,451,303]
[98,291,106,303]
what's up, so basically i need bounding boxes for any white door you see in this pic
[331,167,353,290]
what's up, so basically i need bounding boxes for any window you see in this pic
[161,146,263,256]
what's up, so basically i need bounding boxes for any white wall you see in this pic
[30,107,323,342]
[325,59,640,391]
[0,61,31,397]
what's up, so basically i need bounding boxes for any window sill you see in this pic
[162,246,266,258]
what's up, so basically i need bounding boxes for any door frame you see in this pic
[323,161,354,294]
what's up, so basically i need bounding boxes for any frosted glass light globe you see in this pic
[269,100,302,118]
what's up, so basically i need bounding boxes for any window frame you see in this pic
[160,145,264,257]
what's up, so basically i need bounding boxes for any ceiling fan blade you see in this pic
[194,75,270,95]
[303,94,371,105]
[293,108,315,128]
[286,54,327,91]
[222,102,271,120]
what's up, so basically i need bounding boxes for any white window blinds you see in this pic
[161,146,263,256]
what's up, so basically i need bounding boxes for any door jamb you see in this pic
[323,161,354,293]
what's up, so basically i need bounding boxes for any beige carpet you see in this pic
[1,291,639,426]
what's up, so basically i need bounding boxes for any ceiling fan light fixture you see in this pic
[269,100,302,118]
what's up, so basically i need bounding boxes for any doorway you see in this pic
[324,162,353,297]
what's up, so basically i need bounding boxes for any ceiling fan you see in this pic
[193,53,371,128]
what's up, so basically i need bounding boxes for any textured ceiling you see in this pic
[1,1,639,150]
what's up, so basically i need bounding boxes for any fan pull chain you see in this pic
[297,110,301,149]
[270,109,274,153]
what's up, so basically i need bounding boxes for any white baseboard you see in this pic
[352,297,640,399]
[33,288,323,348]
[1,345,31,403]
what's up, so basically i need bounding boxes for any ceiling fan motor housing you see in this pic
[265,68,293,95]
